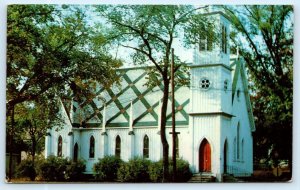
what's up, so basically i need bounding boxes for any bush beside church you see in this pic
[16,156,192,182]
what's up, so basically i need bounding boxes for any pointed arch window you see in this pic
[143,135,149,158]
[74,143,78,162]
[233,137,237,161]
[241,139,244,161]
[237,89,241,101]
[89,136,95,158]
[115,135,121,158]
[57,135,62,157]
[237,123,240,160]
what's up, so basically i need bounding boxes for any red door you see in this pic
[199,139,211,172]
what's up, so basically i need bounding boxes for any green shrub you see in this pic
[93,155,123,181]
[148,158,192,182]
[148,160,163,182]
[38,156,86,181]
[16,159,36,181]
[65,159,86,181]
[117,157,151,182]
[169,158,192,182]
[37,156,68,181]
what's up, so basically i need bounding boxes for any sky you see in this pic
[0,1,299,190]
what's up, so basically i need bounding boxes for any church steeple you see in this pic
[193,10,231,66]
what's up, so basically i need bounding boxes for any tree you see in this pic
[223,5,293,169]
[6,4,121,180]
[19,99,61,163]
[7,97,62,181]
[94,5,213,181]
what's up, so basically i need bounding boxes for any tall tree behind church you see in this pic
[224,5,293,169]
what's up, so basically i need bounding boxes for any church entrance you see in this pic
[199,139,211,172]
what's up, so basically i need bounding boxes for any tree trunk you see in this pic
[171,48,177,182]
[31,138,36,164]
[31,138,37,181]
[160,77,170,182]
[8,105,15,181]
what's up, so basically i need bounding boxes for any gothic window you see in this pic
[237,89,241,101]
[74,143,78,162]
[115,135,121,158]
[241,139,244,161]
[89,136,95,158]
[233,137,237,161]
[237,123,240,160]
[57,135,62,157]
[221,25,227,53]
[224,80,228,92]
[200,78,211,89]
[143,135,149,158]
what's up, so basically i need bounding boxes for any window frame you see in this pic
[89,135,95,158]
[143,135,149,159]
[115,135,121,158]
[221,25,227,54]
[199,78,211,90]
[57,135,63,157]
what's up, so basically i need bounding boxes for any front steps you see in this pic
[188,173,216,183]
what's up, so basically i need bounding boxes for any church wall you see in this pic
[47,100,73,158]
[74,129,101,173]
[220,116,234,173]
[220,67,232,114]
[165,126,192,163]
[69,126,191,173]
[231,71,254,176]
[190,66,223,113]
[191,115,221,175]
[105,128,131,161]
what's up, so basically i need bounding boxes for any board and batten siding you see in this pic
[191,115,221,175]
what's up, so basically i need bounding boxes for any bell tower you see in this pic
[190,10,232,115]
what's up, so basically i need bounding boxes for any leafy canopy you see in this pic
[7,4,122,110]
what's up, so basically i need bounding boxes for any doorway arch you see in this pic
[199,138,211,172]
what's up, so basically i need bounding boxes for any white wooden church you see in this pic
[45,10,255,181]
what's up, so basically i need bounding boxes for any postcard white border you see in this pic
[0,1,299,190]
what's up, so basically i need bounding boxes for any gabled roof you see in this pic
[231,58,256,132]
[71,67,190,128]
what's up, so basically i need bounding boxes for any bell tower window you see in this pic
[199,26,214,52]
[221,25,227,54]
